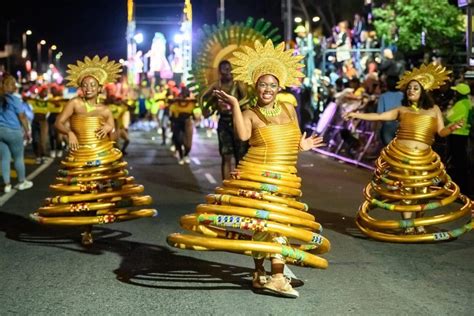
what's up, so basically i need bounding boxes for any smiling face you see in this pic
[80,76,101,100]
[406,80,422,104]
[256,74,280,106]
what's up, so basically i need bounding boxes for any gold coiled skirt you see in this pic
[356,139,472,242]
[167,123,330,268]
[30,115,157,226]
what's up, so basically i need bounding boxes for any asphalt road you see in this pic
[1,128,473,315]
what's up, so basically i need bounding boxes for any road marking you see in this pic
[0,158,54,207]
[191,157,201,165]
[284,265,297,279]
[0,157,38,178]
[204,173,217,184]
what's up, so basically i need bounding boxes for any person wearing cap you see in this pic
[446,82,472,192]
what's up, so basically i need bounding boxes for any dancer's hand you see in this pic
[213,90,239,109]
[448,119,464,132]
[299,132,325,151]
[343,112,357,121]
[68,131,79,151]
[96,124,113,139]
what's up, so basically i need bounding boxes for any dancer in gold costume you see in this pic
[30,56,157,246]
[190,17,283,180]
[168,40,330,298]
[344,64,472,242]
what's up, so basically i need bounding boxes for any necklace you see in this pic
[83,99,97,113]
[410,102,420,112]
[259,102,282,117]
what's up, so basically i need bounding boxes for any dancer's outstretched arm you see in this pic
[343,107,400,122]
[213,89,252,141]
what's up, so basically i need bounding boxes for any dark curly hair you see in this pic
[401,80,434,109]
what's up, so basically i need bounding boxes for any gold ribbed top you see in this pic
[71,115,107,145]
[242,122,301,166]
[396,112,437,145]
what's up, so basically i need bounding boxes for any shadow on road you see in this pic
[309,207,366,239]
[113,243,252,290]
[0,211,252,290]
[0,211,133,254]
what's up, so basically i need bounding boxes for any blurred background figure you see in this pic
[0,74,33,193]
[377,75,403,145]
[446,82,473,193]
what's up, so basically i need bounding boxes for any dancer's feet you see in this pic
[81,231,93,246]
[252,270,268,289]
[415,226,427,234]
[404,227,415,235]
[263,274,299,298]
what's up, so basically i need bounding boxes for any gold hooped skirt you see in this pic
[167,139,330,268]
[356,139,472,242]
[30,115,157,226]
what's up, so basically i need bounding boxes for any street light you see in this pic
[37,40,47,72]
[294,17,302,23]
[133,32,144,44]
[312,16,320,23]
[55,51,63,68]
[21,30,32,59]
[48,44,57,65]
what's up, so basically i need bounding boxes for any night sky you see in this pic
[1,0,282,69]
[2,0,462,71]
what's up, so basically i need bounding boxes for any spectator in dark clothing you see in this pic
[378,48,402,80]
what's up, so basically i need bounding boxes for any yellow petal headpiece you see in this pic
[396,63,451,91]
[230,40,305,87]
[66,55,122,87]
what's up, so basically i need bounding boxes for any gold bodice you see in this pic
[396,112,437,145]
[243,122,301,166]
[70,115,107,146]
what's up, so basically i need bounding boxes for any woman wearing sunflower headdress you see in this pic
[344,63,472,242]
[30,56,157,246]
[167,40,330,298]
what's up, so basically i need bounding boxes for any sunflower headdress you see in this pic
[66,56,122,87]
[230,39,305,88]
[396,63,451,91]
[190,17,282,98]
